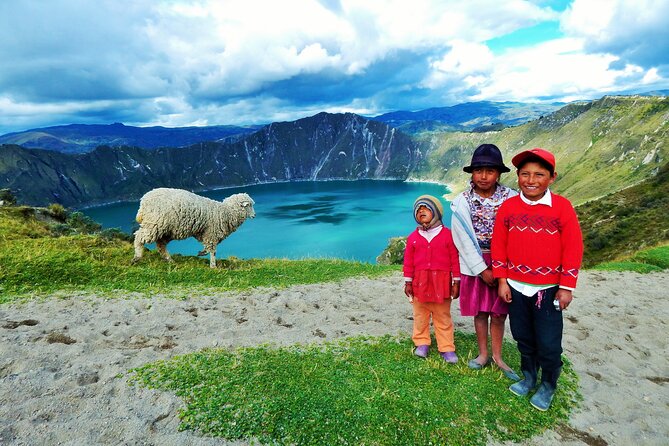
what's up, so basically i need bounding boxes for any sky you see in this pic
[1,0,668,135]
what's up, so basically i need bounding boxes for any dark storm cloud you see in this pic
[253,49,434,106]
[0,2,164,103]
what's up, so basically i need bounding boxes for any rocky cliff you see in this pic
[0,113,419,207]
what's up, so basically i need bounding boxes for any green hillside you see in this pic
[577,161,669,266]
[413,95,669,205]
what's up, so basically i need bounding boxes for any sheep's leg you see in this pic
[195,236,207,256]
[203,242,217,268]
[132,229,146,263]
[156,239,173,262]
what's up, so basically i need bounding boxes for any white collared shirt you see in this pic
[519,189,552,206]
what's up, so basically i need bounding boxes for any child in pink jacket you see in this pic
[403,195,461,363]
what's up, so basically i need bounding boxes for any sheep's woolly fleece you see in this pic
[133,188,254,267]
[1,270,668,445]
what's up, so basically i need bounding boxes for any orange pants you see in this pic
[412,299,455,352]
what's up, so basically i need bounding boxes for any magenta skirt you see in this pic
[459,253,509,317]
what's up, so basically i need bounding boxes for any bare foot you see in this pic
[472,355,490,366]
[492,357,512,371]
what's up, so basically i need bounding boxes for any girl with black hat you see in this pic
[450,144,520,380]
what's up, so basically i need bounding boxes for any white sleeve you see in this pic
[450,201,487,276]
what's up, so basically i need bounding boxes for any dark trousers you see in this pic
[508,285,563,381]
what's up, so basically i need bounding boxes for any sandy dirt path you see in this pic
[1,270,668,445]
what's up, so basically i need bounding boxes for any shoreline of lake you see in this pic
[78,177,452,211]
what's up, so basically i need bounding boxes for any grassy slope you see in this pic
[577,161,669,266]
[413,96,669,206]
[0,206,397,302]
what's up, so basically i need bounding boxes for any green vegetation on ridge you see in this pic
[414,95,668,206]
[577,162,669,266]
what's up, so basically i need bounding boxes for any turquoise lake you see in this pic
[82,180,452,264]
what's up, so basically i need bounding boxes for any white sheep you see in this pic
[132,188,255,268]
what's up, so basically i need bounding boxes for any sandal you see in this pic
[467,357,492,370]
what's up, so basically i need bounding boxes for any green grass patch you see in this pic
[129,334,580,446]
[593,245,669,273]
[0,236,397,302]
[0,204,398,302]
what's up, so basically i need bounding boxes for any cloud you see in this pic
[0,0,667,134]
[561,0,669,72]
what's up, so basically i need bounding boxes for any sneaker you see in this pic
[413,345,429,358]
[440,351,458,364]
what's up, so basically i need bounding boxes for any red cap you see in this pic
[511,148,556,170]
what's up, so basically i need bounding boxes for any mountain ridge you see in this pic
[1,113,419,207]
[370,100,565,134]
[1,100,565,153]
[409,95,668,205]
[0,122,261,154]
[1,94,667,210]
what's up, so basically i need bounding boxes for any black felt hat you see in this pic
[462,144,510,173]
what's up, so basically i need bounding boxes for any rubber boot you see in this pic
[530,367,561,411]
[509,355,537,397]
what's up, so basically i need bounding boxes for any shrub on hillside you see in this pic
[0,188,17,206]
[66,211,102,234]
[47,203,68,222]
[376,236,407,265]
[99,228,132,242]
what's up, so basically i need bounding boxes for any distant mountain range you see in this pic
[0,123,261,154]
[370,101,565,133]
[1,94,667,210]
[1,100,564,153]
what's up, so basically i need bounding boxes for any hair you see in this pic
[515,154,555,176]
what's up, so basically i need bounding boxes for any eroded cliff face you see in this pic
[0,113,421,207]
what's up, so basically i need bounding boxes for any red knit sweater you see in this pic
[403,227,461,278]
[491,194,583,288]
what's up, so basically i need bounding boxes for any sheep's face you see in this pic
[241,197,255,219]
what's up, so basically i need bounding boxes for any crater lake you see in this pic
[82,180,452,263]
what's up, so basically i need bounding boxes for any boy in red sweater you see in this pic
[404,195,461,363]
[491,148,583,411]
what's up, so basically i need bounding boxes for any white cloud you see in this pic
[642,68,661,84]
[560,0,669,68]
[471,37,655,101]
[0,0,668,134]
[424,41,495,90]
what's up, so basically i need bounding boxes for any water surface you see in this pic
[83,180,452,263]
